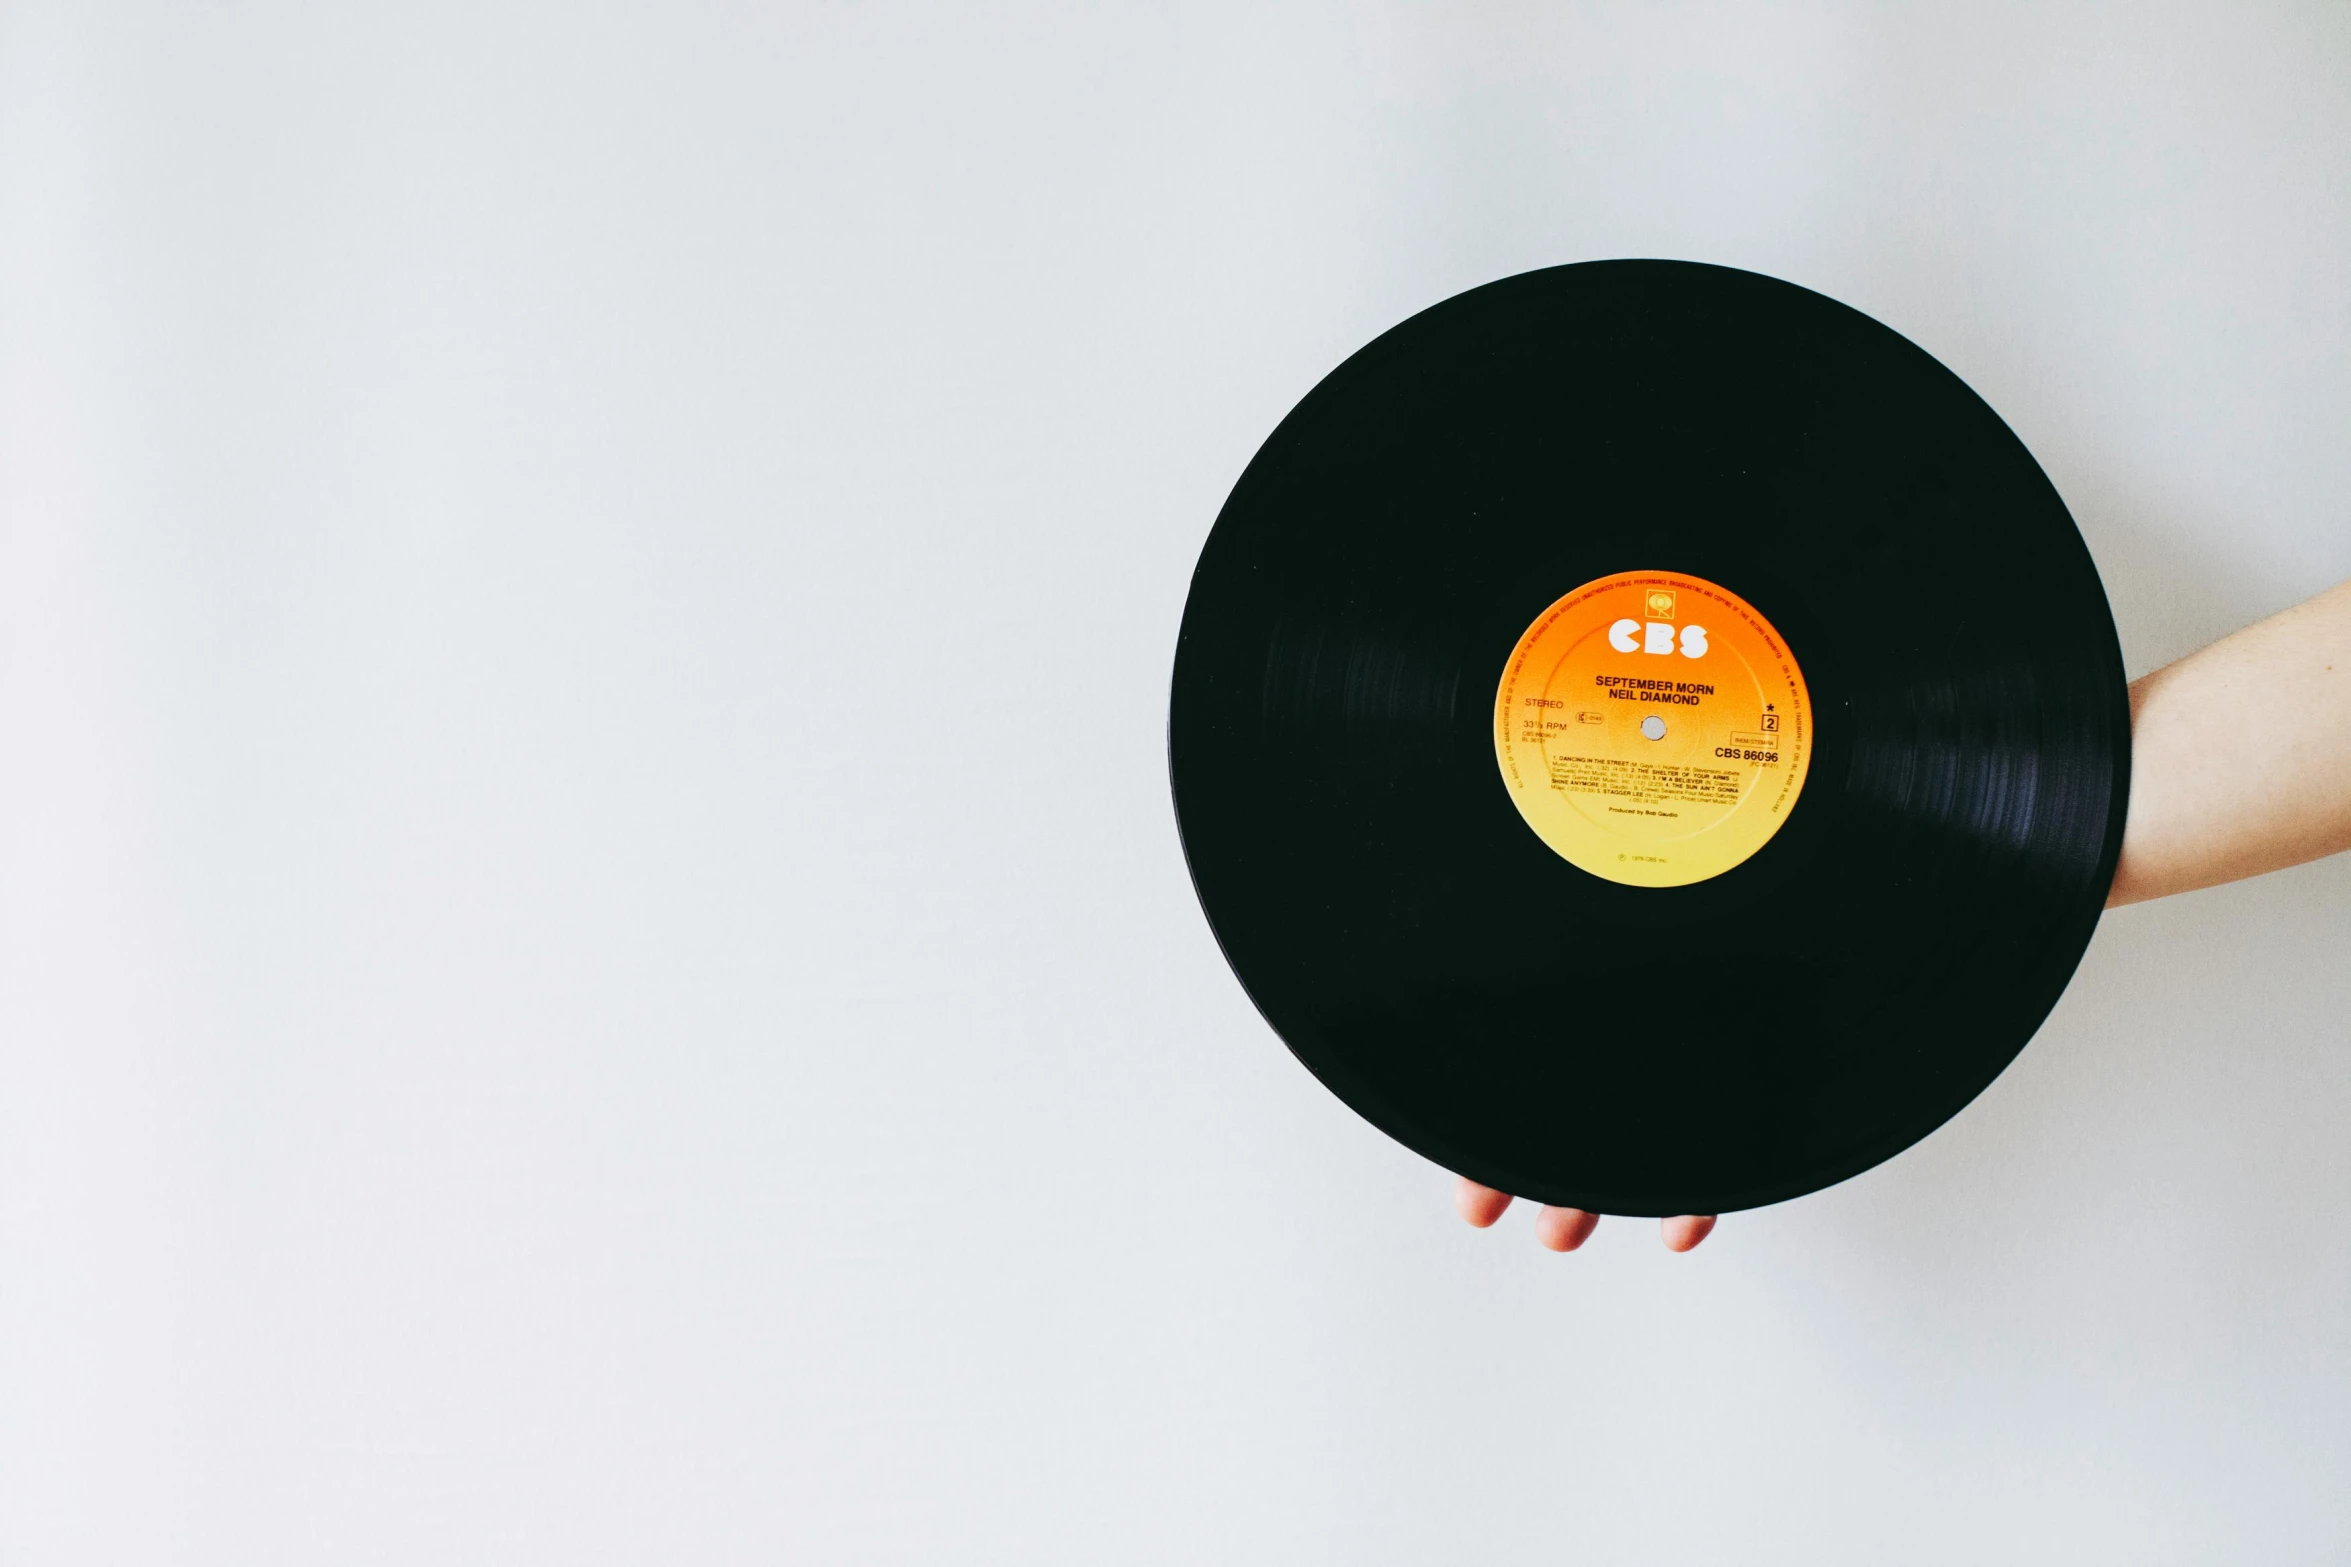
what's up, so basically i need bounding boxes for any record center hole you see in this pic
[1640,715,1667,741]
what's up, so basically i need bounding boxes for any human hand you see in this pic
[1454,1177,1716,1253]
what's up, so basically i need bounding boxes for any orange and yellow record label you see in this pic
[1493,571,1810,888]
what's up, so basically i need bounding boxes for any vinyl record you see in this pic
[1168,260,2129,1216]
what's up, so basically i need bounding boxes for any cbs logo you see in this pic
[1609,618,1709,658]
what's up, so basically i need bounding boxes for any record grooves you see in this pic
[1168,260,2128,1216]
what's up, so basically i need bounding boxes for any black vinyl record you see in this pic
[1168,260,2129,1216]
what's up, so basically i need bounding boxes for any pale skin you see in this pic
[1461,577,2351,1254]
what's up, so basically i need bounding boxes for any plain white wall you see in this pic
[3,2,2348,1562]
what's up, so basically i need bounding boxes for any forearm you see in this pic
[2107,578,2351,907]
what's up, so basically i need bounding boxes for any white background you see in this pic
[4,3,2349,1562]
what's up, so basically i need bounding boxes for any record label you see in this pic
[1493,570,1811,888]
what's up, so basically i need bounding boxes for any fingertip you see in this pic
[1534,1206,1600,1252]
[1661,1214,1717,1252]
[1455,1177,1513,1228]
